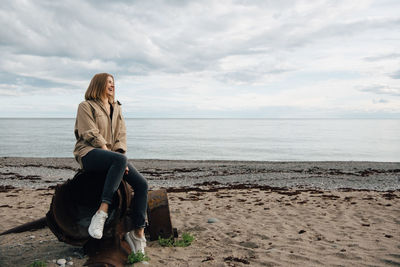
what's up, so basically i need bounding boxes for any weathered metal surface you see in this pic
[83,223,131,267]
[46,170,132,247]
[1,170,176,266]
[146,189,175,241]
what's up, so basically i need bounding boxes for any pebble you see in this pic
[57,258,67,265]
[207,218,219,223]
[67,261,73,266]
[29,235,35,239]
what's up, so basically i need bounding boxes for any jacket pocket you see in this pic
[94,112,108,132]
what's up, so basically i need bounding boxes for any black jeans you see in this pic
[82,148,148,228]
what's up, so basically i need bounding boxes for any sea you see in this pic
[0,118,399,162]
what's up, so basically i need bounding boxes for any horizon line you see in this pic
[0,117,399,120]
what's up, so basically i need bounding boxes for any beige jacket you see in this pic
[73,99,127,167]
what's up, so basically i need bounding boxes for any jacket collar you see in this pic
[93,98,116,107]
[91,99,117,116]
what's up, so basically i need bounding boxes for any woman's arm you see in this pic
[113,111,127,153]
[75,102,108,148]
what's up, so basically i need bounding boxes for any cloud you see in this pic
[390,70,400,79]
[0,0,400,117]
[373,98,389,104]
[359,84,400,96]
[364,53,400,62]
[4,0,394,73]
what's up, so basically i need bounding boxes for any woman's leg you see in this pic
[82,148,128,206]
[124,163,148,231]
[81,148,127,239]
[123,163,149,253]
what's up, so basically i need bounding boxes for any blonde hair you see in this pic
[85,73,114,102]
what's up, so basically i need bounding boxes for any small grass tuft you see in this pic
[158,235,175,247]
[175,232,195,247]
[127,251,150,266]
[158,232,195,247]
[29,260,47,267]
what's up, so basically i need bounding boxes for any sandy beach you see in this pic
[0,157,399,266]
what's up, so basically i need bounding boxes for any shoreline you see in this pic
[1,157,399,191]
[2,155,400,162]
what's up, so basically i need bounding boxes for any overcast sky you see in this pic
[1,0,399,118]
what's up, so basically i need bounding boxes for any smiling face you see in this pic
[85,73,116,102]
[104,76,115,99]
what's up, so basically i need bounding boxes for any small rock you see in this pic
[29,235,35,239]
[298,230,306,234]
[208,218,219,223]
[57,259,67,265]
[67,262,73,266]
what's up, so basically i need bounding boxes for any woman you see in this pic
[73,73,148,254]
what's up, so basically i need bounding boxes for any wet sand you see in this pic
[0,157,399,266]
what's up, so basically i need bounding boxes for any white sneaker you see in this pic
[88,210,108,239]
[124,231,147,254]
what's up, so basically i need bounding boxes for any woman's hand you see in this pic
[101,145,109,150]
[125,166,129,175]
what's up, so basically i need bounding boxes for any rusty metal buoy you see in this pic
[0,169,176,266]
[46,170,132,247]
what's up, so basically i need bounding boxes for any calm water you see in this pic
[0,118,399,161]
